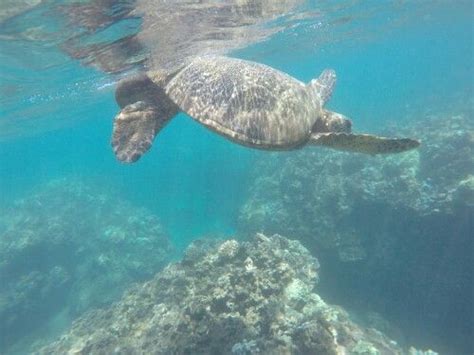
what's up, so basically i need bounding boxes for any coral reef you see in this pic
[240,113,473,254]
[0,178,172,352]
[39,234,432,354]
[238,109,473,353]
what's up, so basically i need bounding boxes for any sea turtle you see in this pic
[112,56,420,163]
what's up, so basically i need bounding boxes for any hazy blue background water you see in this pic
[1,1,471,246]
[0,0,473,353]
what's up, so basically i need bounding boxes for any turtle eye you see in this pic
[343,119,352,133]
[328,113,351,133]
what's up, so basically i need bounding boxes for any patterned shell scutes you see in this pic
[165,56,318,148]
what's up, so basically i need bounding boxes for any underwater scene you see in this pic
[0,1,472,354]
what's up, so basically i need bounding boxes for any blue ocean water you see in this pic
[1,1,471,242]
[0,1,472,354]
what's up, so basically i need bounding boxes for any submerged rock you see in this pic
[240,112,473,247]
[39,234,430,354]
[0,178,172,352]
[238,108,473,353]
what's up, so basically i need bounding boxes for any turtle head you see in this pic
[325,110,352,133]
[312,109,352,134]
[308,70,352,134]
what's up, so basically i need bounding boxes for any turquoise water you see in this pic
[0,1,473,354]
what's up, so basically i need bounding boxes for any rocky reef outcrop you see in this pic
[0,178,172,352]
[238,109,473,353]
[40,234,433,354]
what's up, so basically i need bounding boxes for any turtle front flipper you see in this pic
[308,69,337,104]
[309,132,420,155]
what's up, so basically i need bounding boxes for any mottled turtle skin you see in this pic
[112,56,419,163]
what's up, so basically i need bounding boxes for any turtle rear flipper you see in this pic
[112,72,180,163]
[310,132,420,155]
[112,102,170,163]
[115,73,163,108]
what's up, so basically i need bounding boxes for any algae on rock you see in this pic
[0,178,172,352]
[39,234,434,355]
[238,109,473,353]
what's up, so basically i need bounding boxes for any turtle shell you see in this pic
[165,56,319,149]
